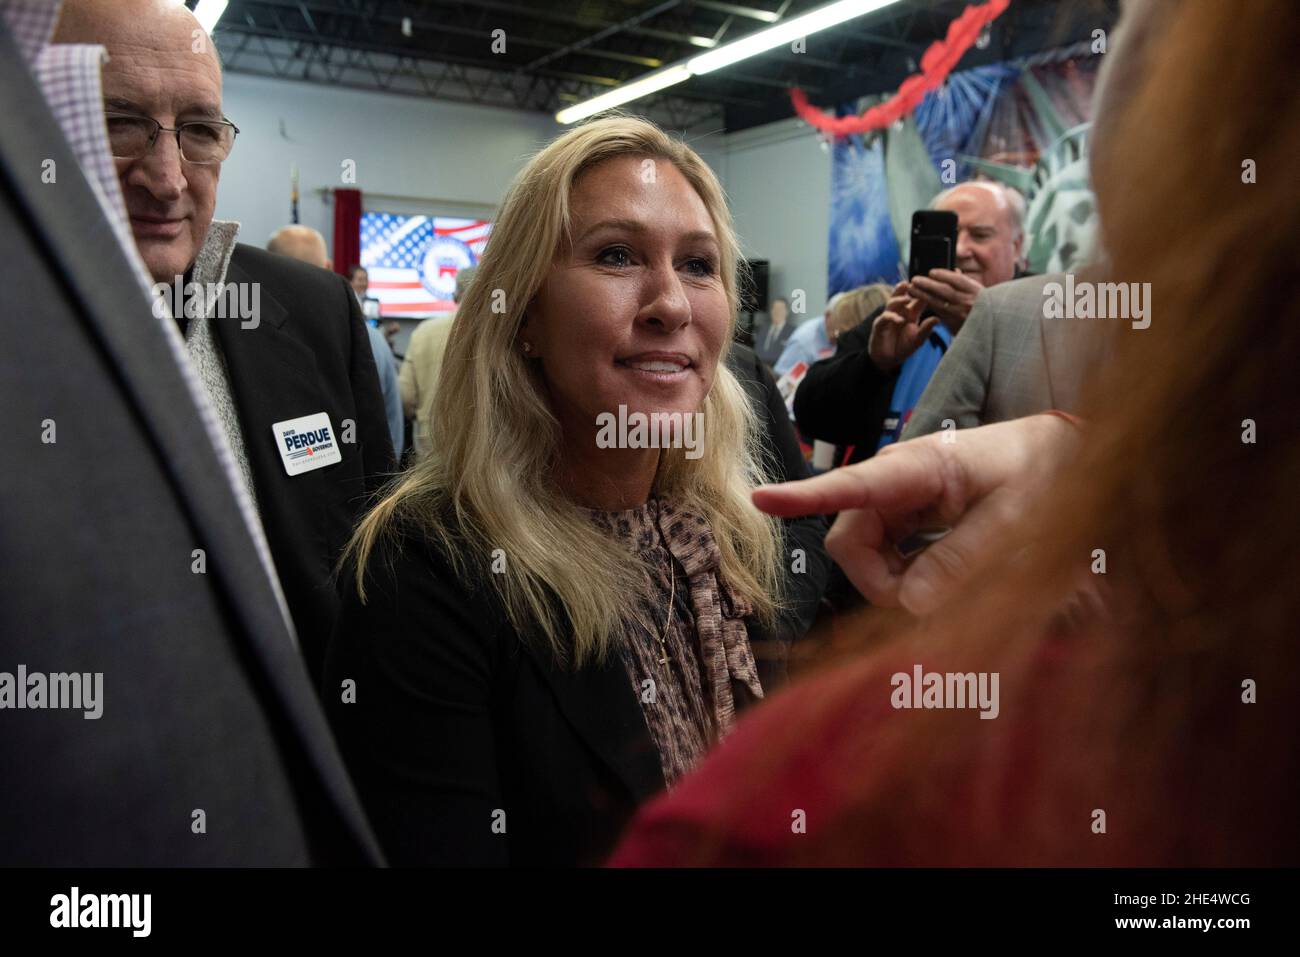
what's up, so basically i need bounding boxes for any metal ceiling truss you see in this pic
[209,0,1121,133]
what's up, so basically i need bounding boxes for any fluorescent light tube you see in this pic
[555,64,692,124]
[690,0,900,74]
[555,0,903,123]
[193,0,229,34]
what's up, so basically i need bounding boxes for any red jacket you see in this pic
[608,637,1098,867]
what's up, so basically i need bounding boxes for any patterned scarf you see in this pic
[586,497,763,785]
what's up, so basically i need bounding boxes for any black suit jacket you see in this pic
[0,21,380,866]
[727,344,831,684]
[215,246,394,681]
[325,348,829,866]
[325,525,666,867]
[792,304,892,466]
[750,315,795,367]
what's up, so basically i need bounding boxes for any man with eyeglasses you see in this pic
[97,107,239,275]
[0,0,383,865]
[54,0,394,684]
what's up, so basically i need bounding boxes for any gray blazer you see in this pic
[902,272,1110,439]
[0,23,380,866]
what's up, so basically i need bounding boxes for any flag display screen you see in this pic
[360,212,491,317]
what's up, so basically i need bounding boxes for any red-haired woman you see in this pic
[610,0,1300,867]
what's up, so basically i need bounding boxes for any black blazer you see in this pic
[324,347,827,867]
[0,21,380,866]
[215,246,394,681]
[727,343,831,683]
[792,304,892,466]
[324,525,665,867]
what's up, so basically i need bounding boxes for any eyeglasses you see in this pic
[104,111,240,165]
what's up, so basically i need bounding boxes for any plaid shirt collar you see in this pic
[2,0,298,643]
[2,0,60,65]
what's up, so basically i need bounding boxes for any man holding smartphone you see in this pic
[793,181,1025,465]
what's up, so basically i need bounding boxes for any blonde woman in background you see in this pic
[324,116,785,866]
[803,283,895,473]
[826,282,892,344]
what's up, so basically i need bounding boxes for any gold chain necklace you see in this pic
[655,560,675,670]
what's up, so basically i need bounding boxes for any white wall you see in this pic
[720,117,832,325]
[217,73,561,253]
[216,73,832,337]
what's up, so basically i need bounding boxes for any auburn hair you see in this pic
[697,0,1299,865]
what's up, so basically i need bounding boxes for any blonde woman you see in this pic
[324,117,785,866]
[825,282,892,344]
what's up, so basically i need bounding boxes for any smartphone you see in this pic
[908,210,957,280]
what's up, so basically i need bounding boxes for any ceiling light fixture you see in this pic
[555,0,902,124]
[193,0,229,34]
[555,64,693,125]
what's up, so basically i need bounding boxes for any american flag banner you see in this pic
[360,212,492,317]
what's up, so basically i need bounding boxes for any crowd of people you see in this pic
[1,0,1295,869]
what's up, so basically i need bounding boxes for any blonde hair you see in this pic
[346,116,782,668]
[827,282,891,339]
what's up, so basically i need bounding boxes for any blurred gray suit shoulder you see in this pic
[903,272,1108,438]
[0,22,379,866]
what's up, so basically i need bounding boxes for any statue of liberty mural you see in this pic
[963,72,1098,274]
[829,55,1100,294]
[1021,124,1095,273]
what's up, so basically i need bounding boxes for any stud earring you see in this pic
[522,340,533,355]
